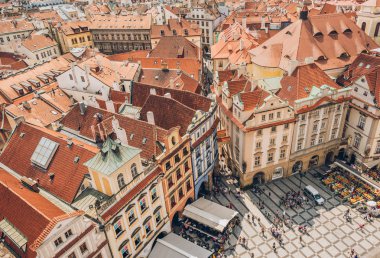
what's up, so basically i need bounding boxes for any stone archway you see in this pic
[309,155,319,168]
[252,172,265,185]
[292,161,303,174]
[338,148,346,160]
[325,151,335,165]
[197,181,208,199]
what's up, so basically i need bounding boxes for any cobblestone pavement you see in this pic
[210,172,380,258]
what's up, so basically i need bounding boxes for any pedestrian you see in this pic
[247,214,250,221]
[299,235,303,244]
[258,217,261,223]
[269,192,271,198]
[261,226,265,237]
[252,215,255,224]
[273,242,276,253]
[250,252,254,258]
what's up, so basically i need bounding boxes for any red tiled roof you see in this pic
[0,123,97,203]
[0,169,65,257]
[61,105,168,159]
[148,36,200,60]
[131,82,211,112]
[101,167,162,222]
[140,95,196,136]
[278,63,341,106]
[239,87,270,110]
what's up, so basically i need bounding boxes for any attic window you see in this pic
[365,64,371,69]
[130,134,134,140]
[74,156,80,163]
[285,31,291,35]
[317,56,325,61]
[343,28,352,34]
[184,29,189,36]
[358,62,364,67]
[31,137,59,170]
[284,55,290,59]
[328,30,338,36]
[142,138,147,144]
[339,52,349,58]
[287,85,292,91]
[313,32,323,37]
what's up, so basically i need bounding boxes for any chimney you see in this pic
[112,117,128,145]
[239,39,244,51]
[147,111,155,125]
[260,16,265,30]
[288,60,299,75]
[305,57,314,64]
[242,15,247,29]
[300,5,308,20]
[79,102,86,115]
[164,92,171,98]
[265,27,269,34]
[150,88,157,95]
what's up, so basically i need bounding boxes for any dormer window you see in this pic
[328,30,338,36]
[173,29,177,35]
[184,29,189,36]
[31,137,59,170]
[313,32,323,37]
[343,28,352,34]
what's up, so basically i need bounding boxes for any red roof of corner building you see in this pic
[131,82,211,111]
[101,166,162,222]
[140,95,196,136]
[148,36,200,60]
[277,63,341,106]
[0,123,98,203]
[60,104,169,159]
[22,34,57,52]
[239,87,270,111]
[151,18,201,39]
[0,169,65,257]
[249,13,379,72]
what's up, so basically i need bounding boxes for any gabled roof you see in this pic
[238,87,270,111]
[148,36,200,60]
[21,35,57,52]
[151,18,201,39]
[140,95,196,136]
[0,169,65,257]
[249,13,378,72]
[277,63,341,106]
[131,82,211,112]
[61,104,168,159]
[0,123,98,203]
[84,137,141,175]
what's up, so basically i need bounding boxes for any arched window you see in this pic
[117,174,125,189]
[131,163,138,178]
[361,22,367,31]
[375,23,380,37]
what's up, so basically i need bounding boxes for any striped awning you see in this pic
[0,219,27,250]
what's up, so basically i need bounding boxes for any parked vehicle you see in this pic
[304,185,325,205]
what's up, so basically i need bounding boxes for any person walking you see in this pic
[261,226,265,237]
[272,242,277,253]
[299,235,303,246]
[252,215,255,224]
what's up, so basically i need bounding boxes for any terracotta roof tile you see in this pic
[148,36,200,60]
[22,35,57,52]
[0,123,97,203]
[239,87,270,110]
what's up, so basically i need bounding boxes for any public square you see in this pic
[208,171,380,258]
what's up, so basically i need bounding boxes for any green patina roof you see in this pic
[84,138,141,176]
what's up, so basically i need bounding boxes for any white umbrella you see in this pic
[367,201,377,207]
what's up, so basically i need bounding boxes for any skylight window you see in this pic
[31,137,59,169]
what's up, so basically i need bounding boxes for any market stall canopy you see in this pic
[182,198,238,232]
[0,219,27,251]
[367,201,377,207]
[363,160,380,169]
[148,233,212,258]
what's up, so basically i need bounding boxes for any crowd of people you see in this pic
[279,190,308,209]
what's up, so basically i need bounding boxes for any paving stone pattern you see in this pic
[211,172,380,258]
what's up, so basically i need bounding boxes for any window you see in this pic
[165,161,171,171]
[128,209,136,224]
[155,210,161,224]
[120,244,130,258]
[151,188,158,201]
[283,135,288,142]
[318,135,324,144]
[261,115,266,121]
[257,130,262,136]
[358,115,366,130]
[271,126,276,132]
[353,134,362,149]
[170,195,176,208]
[334,115,340,126]
[297,141,302,151]
[176,169,182,180]
[284,123,289,129]
[331,129,337,139]
[301,114,306,121]
[254,155,261,166]
[175,154,180,163]
[183,147,189,156]
[321,120,326,129]
[311,137,316,146]
[54,237,63,247]
[269,113,274,120]
[179,187,184,199]
[133,232,141,247]
[256,141,261,148]
[270,138,275,145]
[168,175,174,189]
[68,253,76,258]
[69,74,73,80]
[131,163,138,177]
[312,121,318,132]
[354,87,358,92]
[117,174,125,189]
[114,220,123,237]
[277,112,281,118]
[139,198,147,212]
[280,149,286,159]
[64,230,73,239]
[361,22,366,31]
[184,160,190,172]
[186,180,192,191]
[375,142,380,154]
[267,152,274,163]
[80,242,88,254]
[31,137,59,169]
[145,221,152,235]
[80,76,85,82]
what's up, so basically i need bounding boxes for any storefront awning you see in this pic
[334,160,380,190]
[182,198,238,232]
[0,219,27,251]
[148,233,212,258]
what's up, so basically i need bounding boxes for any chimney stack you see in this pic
[242,15,247,29]
[150,88,157,95]
[164,92,171,98]
[79,102,86,115]
[147,111,155,125]
[300,5,308,20]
